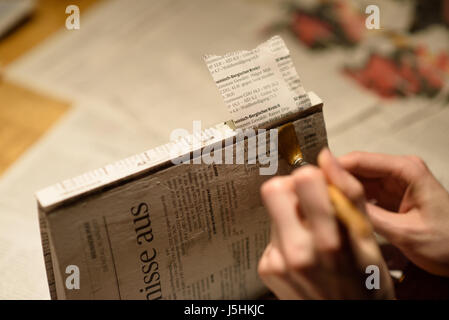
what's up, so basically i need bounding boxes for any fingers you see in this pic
[318,148,366,212]
[258,244,306,299]
[260,176,314,268]
[365,203,411,244]
[338,151,425,185]
[258,154,394,299]
[292,166,339,255]
[318,148,384,266]
[260,170,336,299]
[258,149,399,299]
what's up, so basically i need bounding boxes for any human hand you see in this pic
[258,148,394,299]
[340,152,449,277]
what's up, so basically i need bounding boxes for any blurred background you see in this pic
[0,0,448,299]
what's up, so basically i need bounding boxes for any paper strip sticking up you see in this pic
[204,36,311,129]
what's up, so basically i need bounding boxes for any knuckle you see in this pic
[352,182,365,199]
[293,166,322,184]
[406,155,424,165]
[283,244,315,272]
[257,258,270,277]
[261,177,286,198]
[345,151,365,163]
[338,151,363,170]
[346,181,365,202]
[348,150,365,158]
[406,155,428,172]
[258,248,285,277]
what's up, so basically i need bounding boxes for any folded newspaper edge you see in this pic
[36,92,322,211]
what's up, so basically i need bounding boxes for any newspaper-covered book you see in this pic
[36,36,329,299]
[37,92,327,299]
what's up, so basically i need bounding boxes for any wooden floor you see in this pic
[0,81,69,174]
[0,0,99,175]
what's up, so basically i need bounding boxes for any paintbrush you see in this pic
[278,122,371,238]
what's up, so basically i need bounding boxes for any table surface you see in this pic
[0,0,448,299]
[0,0,98,175]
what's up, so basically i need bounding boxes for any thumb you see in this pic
[365,203,409,244]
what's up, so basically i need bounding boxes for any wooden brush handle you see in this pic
[327,184,372,238]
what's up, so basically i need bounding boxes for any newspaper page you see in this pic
[39,107,328,299]
[204,36,312,129]
[44,160,274,299]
